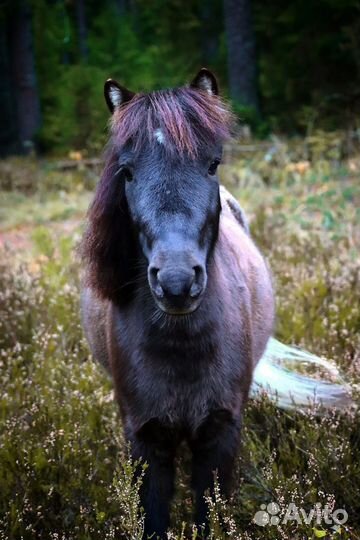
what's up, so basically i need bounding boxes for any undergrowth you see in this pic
[0,151,359,539]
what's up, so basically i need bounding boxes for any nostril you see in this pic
[149,266,159,281]
[193,265,202,281]
[190,265,205,298]
[148,266,164,298]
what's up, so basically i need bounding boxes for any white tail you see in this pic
[251,338,354,410]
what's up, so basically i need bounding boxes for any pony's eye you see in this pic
[208,159,220,176]
[118,166,133,182]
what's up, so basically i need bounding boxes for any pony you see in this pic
[80,69,352,538]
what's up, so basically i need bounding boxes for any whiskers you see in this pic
[108,259,197,333]
[149,307,193,332]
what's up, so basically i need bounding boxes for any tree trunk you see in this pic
[9,0,41,154]
[75,0,88,62]
[223,0,259,112]
[200,2,219,67]
[113,0,128,16]
[0,13,19,156]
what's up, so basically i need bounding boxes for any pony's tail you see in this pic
[251,338,354,411]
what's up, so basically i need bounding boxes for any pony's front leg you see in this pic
[189,409,241,530]
[128,419,178,539]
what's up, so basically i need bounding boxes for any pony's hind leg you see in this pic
[129,419,179,539]
[189,409,241,530]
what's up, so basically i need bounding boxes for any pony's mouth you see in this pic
[152,295,203,316]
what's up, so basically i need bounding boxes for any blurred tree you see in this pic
[0,13,19,156]
[254,0,360,132]
[1,0,360,155]
[199,1,220,67]
[113,0,128,16]
[223,0,259,112]
[0,0,41,156]
[75,0,89,62]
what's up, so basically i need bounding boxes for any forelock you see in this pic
[110,87,234,158]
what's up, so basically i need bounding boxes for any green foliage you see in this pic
[28,0,360,152]
[38,64,109,154]
[231,102,270,139]
[254,0,360,133]
[31,0,207,153]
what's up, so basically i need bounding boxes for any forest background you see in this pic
[2,0,360,156]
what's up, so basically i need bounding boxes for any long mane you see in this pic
[110,87,234,157]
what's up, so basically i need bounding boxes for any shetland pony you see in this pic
[80,69,275,537]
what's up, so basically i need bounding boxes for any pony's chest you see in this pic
[124,330,241,433]
[135,355,232,431]
[111,309,244,433]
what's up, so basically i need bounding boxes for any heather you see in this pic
[0,146,359,539]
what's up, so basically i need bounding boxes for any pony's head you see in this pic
[82,69,234,314]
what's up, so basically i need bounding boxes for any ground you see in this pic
[0,147,359,539]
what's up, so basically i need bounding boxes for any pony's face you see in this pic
[119,141,222,314]
[83,70,233,313]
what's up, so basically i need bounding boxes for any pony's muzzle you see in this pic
[148,263,206,314]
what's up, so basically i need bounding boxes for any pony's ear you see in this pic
[190,68,219,96]
[104,79,135,113]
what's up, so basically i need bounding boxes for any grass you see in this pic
[0,150,359,539]
[0,190,90,231]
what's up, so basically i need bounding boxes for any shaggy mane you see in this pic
[111,87,234,157]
